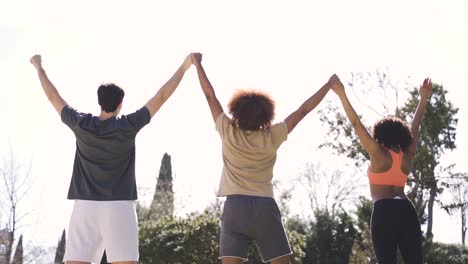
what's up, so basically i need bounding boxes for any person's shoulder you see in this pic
[65,105,93,115]
[61,105,93,126]
[269,121,288,144]
[119,107,149,121]
[216,112,228,122]
[271,121,287,132]
[216,112,230,128]
[116,107,151,131]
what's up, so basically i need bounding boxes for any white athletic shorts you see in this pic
[63,200,139,263]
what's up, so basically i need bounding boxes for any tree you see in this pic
[275,182,294,220]
[149,153,174,219]
[401,84,458,239]
[54,230,65,264]
[298,162,364,216]
[318,69,404,167]
[0,228,12,264]
[100,251,108,264]
[319,70,458,239]
[0,148,32,263]
[350,196,377,264]
[297,162,362,263]
[12,235,22,264]
[23,243,54,264]
[303,209,357,264]
[257,184,307,264]
[203,195,223,219]
[440,167,468,245]
[139,213,220,263]
[139,210,307,264]
[423,241,468,264]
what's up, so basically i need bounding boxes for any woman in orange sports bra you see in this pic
[330,77,433,264]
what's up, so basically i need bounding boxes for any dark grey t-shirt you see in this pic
[61,105,151,200]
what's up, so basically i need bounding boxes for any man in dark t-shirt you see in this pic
[30,54,192,264]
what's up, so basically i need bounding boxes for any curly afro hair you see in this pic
[227,89,275,131]
[371,116,414,152]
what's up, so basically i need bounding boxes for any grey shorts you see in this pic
[220,195,292,263]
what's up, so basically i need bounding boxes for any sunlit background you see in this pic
[1,0,467,257]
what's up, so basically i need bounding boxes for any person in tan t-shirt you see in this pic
[191,53,341,264]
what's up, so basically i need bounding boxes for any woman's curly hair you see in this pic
[371,116,414,152]
[227,89,275,131]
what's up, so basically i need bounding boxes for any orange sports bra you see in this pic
[367,149,408,187]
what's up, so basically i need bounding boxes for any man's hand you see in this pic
[419,78,433,100]
[182,54,193,71]
[328,74,345,96]
[191,53,202,66]
[30,54,68,114]
[30,54,43,70]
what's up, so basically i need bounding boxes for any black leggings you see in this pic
[371,199,423,264]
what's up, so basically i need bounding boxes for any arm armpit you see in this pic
[51,96,68,116]
[207,96,224,123]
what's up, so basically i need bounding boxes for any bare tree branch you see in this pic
[297,162,365,218]
[0,147,33,263]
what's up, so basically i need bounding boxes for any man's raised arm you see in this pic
[144,54,193,118]
[30,54,67,115]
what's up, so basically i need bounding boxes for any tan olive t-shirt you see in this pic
[215,113,288,197]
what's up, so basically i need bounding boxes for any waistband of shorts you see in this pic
[373,197,413,207]
[226,194,275,201]
[73,199,136,205]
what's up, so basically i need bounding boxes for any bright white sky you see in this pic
[1,0,467,251]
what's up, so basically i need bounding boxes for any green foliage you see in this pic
[158,153,173,181]
[351,196,377,264]
[149,153,174,220]
[139,213,220,264]
[138,210,306,263]
[400,84,458,193]
[286,215,309,235]
[318,104,369,166]
[58,195,467,264]
[237,228,306,264]
[355,196,373,229]
[423,241,468,264]
[401,84,458,237]
[303,209,357,264]
[136,201,151,222]
[401,84,458,158]
[288,229,307,264]
[440,169,468,245]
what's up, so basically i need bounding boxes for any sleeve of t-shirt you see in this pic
[61,105,88,130]
[122,107,151,132]
[215,112,229,139]
[271,122,288,149]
